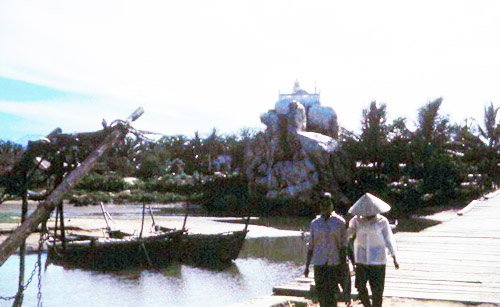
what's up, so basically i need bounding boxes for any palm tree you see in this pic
[476,102,500,190]
[360,101,388,172]
[478,102,500,148]
[411,98,457,206]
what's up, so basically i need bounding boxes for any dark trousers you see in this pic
[338,260,352,303]
[355,264,386,307]
[314,264,342,307]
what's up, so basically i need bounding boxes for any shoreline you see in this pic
[0,198,464,254]
[0,200,303,253]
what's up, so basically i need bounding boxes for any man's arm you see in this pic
[304,248,313,277]
[346,218,356,265]
[382,218,399,269]
[340,226,353,305]
[305,224,314,277]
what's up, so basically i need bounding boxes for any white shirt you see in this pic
[348,214,397,265]
[308,212,347,266]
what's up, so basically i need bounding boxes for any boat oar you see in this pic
[147,204,156,228]
[139,203,152,267]
[99,202,112,231]
[140,202,146,238]
[182,198,190,232]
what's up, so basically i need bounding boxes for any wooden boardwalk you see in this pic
[274,190,500,305]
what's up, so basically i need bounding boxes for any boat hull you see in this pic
[48,230,248,270]
[48,231,183,270]
[179,230,248,267]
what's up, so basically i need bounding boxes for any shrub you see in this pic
[75,173,129,192]
[144,173,199,196]
[202,174,248,215]
[391,186,423,216]
[69,191,112,206]
[247,186,315,217]
[125,190,185,203]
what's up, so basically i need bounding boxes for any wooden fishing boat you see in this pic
[178,230,248,267]
[48,203,249,270]
[157,200,250,267]
[48,228,248,269]
[48,229,184,270]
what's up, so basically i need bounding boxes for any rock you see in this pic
[245,81,348,200]
[296,131,339,153]
[260,111,280,134]
[287,101,307,131]
[117,189,132,197]
[307,104,338,137]
[275,100,291,115]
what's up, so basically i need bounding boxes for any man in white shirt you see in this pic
[304,192,351,307]
[348,214,399,307]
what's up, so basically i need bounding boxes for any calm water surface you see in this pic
[0,237,308,307]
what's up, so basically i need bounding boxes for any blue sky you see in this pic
[1,0,500,145]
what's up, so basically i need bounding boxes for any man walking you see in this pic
[304,192,351,307]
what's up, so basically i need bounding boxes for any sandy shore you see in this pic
[0,200,301,253]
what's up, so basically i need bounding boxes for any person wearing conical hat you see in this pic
[347,193,399,307]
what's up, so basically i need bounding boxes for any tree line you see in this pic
[339,98,500,215]
[1,99,500,216]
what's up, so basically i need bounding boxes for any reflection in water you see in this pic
[0,236,306,306]
[240,236,308,263]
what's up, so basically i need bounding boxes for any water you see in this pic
[0,237,308,307]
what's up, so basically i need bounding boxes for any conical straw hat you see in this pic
[348,193,391,216]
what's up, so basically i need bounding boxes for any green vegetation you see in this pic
[338,99,499,217]
[2,100,500,219]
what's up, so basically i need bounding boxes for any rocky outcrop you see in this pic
[245,83,348,201]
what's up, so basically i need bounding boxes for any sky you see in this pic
[1,0,500,145]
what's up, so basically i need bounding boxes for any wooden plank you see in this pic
[396,243,500,251]
[396,247,500,256]
[398,237,500,243]
[386,264,499,274]
[384,278,500,291]
[385,283,500,297]
[398,232,500,238]
[397,253,500,262]
[385,284,500,296]
[385,290,500,304]
[384,271,493,282]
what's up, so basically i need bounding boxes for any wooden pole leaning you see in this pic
[0,107,144,267]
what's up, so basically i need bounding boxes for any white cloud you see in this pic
[1,0,500,140]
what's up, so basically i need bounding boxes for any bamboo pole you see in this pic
[182,198,190,232]
[0,107,144,267]
[147,204,156,228]
[140,202,146,238]
[13,188,28,306]
[58,202,66,250]
[99,202,111,231]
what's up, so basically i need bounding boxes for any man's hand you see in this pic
[393,256,400,270]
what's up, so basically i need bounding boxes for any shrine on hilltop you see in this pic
[278,80,321,110]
